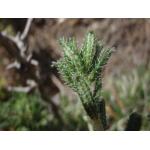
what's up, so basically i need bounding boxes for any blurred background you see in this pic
[0,18,150,130]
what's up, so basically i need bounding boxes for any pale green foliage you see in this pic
[102,65,150,130]
[56,32,113,119]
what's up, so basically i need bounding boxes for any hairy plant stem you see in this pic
[56,32,112,130]
[92,118,104,131]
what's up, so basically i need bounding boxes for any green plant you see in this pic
[56,32,113,130]
[0,92,51,130]
[0,88,92,130]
